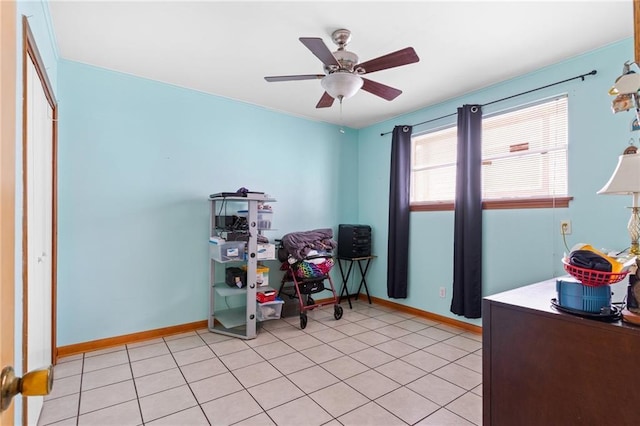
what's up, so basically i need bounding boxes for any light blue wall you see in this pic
[56,60,358,345]
[13,1,59,422]
[18,1,58,88]
[52,12,635,342]
[357,38,635,326]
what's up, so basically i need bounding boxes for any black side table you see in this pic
[337,255,376,309]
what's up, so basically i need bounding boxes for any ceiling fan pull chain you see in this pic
[339,98,345,134]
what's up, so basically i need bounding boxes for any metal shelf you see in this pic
[209,195,276,203]
[209,196,276,339]
[214,284,246,297]
[213,307,246,329]
[214,284,276,297]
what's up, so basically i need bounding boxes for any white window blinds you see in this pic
[411,96,568,203]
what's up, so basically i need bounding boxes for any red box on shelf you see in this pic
[257,290,276,303]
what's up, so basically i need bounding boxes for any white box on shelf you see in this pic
[256,298,284,321]
[257,243,276,260]
[210,240,245,262]
[241,265,270,287]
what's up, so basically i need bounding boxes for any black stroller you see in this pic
[276,229,343,329]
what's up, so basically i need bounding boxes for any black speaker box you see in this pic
[338,224,371,258]
[225,267,247,288]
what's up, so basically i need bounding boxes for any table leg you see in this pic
[354,259,373,304]
[338,259,354,309]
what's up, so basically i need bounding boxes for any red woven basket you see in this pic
[562,258,628,287]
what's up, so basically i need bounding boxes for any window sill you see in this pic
[411,196,573,212]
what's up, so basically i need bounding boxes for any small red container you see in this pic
[257,291,276,303]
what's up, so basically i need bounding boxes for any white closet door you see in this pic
[26,54,53,426]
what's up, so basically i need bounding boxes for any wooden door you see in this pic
[0,2,18,425]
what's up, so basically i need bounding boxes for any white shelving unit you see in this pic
[208,194,276,339]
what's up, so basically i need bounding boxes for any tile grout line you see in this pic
[125,342,146,425]
[310,308,472,424]
[159,333,212,425]
[216,338,285,425]
[287,314,412,424]
[260,315,371,422]
[436,390,482,425]
[59,348,153,423]
[75,353,84,426]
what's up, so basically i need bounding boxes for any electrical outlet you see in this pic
[439,287,446,298]
[561,220,572,235]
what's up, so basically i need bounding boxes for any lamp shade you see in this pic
[597,153,640,195]
[321,72,363,100]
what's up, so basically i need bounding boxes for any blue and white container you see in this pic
[556,277,611,313]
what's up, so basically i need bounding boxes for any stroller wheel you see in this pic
[300,313,308,329]
[306,296,315,306]
[334,305,343,320]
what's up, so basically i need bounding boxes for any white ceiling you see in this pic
[48,0,634,129]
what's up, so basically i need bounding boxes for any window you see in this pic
[411,96,570,210]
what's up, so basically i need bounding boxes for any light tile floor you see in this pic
[39,299,482,426]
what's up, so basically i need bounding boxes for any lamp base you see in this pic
[628,206,640,255]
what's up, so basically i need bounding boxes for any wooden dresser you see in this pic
[483,278,640,425]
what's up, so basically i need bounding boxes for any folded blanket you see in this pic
[282,228,337,260]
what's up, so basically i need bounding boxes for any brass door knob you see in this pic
[0,365,53,412]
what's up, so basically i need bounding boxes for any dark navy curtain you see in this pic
[451,105,483,318]
[387,125,412,298]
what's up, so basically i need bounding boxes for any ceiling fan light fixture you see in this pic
[321,72,363,101]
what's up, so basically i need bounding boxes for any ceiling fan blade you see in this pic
[361,78,402,101]
[264,74,324,82]
[316,92,335,108]
[357,47,420,74]
[299,37,340,67]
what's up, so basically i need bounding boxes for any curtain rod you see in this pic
[380,69,597,136]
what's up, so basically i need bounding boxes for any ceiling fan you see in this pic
[264,29,420,108]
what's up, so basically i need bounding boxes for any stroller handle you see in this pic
[302,254,333,261]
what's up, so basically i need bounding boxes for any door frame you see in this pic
[0,1,17,424]
[21,15,58,425]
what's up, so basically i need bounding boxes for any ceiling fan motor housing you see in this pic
[326,50,359,74]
